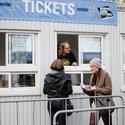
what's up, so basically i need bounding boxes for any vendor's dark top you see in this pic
[58,51,77,66]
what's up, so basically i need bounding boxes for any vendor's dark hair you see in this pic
[50,59,64,71]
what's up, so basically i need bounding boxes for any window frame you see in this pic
[56,32,107,93]
[0,73,9,88]
[121,35,125,92]
[65,71,92,94]
[6,33,35,65]
[56,32,106,71]
[0,30,40,96]
[78,35,103,66]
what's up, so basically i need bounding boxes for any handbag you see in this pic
[63,99,74,116]
[67,99,74,116]
[96,93,115,114]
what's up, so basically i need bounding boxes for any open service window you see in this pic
[57,33,105,93]
[57,34,78,65]
[57,34,103,67]
[0,32,40,96]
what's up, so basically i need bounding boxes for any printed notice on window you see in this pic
[11,35,32,52]
[80,37,101,63]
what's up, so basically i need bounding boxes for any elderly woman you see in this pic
[82,58,113,125]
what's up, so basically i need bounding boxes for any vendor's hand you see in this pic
[72,62,77,66]
[87,86,96,92]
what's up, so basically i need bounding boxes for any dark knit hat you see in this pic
[89,58,102,69]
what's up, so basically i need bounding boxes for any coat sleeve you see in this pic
[62,80,73,96]
[43,78,48,94]
[96,72,112,95]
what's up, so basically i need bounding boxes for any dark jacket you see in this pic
[43,71,73,98]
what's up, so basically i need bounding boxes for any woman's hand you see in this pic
[87,86,96,92]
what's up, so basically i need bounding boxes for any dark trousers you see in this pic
[89,112,112,125]
[48,103,66,125]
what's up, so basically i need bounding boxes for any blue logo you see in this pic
[0,2,11,6]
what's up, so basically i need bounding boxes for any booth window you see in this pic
[124,73,125,85]
[123,37,125,85]
[57,34,78,65]
[123,37,125,65]
[57,34,102,66]
[118,36,125,92]
[0,33,5,66]
[66,73,91,86]
[0,32,40,95]
[57,33,104,93]
[67,73,81,86]
[122,37,125,91]
[8,34,33,64]
[79,36,102,64]
[11,74,35,87]
[0,74,8,88]
[83,73,91,85]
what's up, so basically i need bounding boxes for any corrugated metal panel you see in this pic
[0,95,90,125]
[0,94,124,125]
[0,95,48,125]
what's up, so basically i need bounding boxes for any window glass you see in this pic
[66,73,91,86]
[0,31,40,95]
[8,35,33,64]
[80,37,101,64]
[11,74,35,87]
[0,74,8,88]
[67,74,81,86]
[83,73,91,85]
[124,73,125,85]
[0,33,5,66]
[123,37,125,64]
